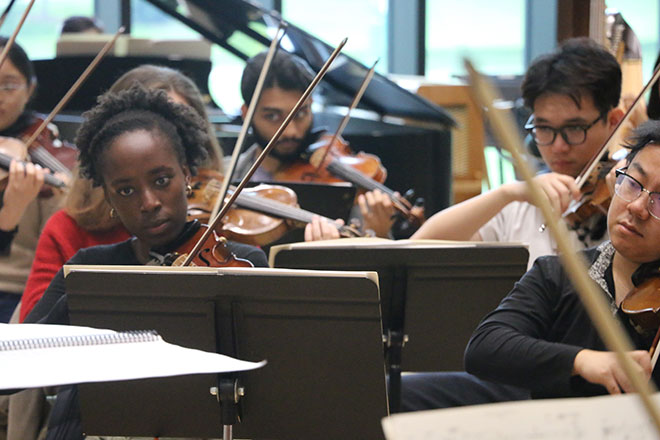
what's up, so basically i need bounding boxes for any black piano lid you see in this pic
[143,0,456,127]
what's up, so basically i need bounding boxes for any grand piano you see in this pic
[32,0,455,216]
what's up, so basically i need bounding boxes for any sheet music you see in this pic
[0,323,265,390]
[382,392,660,440]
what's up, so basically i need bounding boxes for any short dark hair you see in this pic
[623,119,660,165]
[240,51,314,104]
[0,37,35,87]
[75,85,208,186]
[522,37,621,115]
[61,16,103,34]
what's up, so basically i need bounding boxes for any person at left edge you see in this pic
[0,37,73,323]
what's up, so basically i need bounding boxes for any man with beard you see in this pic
[232,51,397,240]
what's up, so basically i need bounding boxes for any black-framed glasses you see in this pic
[524,113,605,146]
[614,168,660,221]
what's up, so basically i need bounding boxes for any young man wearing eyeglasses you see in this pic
[402,38,626,413]
[412,38,624,268]
[402,121,660,411]
[464,120,660,396]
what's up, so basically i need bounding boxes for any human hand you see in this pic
[358,189,395,238]
[510,173,580,215]
[304,215,343,241]
[0,159,46,230]
[573,349,652,394]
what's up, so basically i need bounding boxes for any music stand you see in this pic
[66,266,388,440]
[269,240,529,412]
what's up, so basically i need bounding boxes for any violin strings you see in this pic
[234,191,321,224]
[326,159,410,212]
[29,146,71,176]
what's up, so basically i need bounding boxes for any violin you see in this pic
[187,168,362,246]
[0,151,67,190]
[275,134,425,232]
[20,116,76,179]
[562,156,621,228]
[275,134,387,184]
[0,115,75,197]
[160,222,253,268]
[620,262,660,366]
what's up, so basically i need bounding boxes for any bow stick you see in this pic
[0,0,34,72]
[312,58,378,172]
[182,38,348,266]
[209,22,287,222]
[23,26,125,150]
[0,0,17,31]
[465,58,660,435]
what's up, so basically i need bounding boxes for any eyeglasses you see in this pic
[614,168,660,221]
[524,113,605,146]
[0,83,26,94]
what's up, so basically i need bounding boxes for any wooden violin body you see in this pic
[563,160,618,228]
[21,116,77,177]
[187,168,362,246]
[164,223,253,268]
[274,134,387,185]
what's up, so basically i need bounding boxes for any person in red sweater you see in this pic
[18,208,130,321]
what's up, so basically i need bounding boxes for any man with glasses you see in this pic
[402,37,625,412]
[465,120,660,397]
[412,38,624,268]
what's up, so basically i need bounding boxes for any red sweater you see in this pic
[19,209,131,322]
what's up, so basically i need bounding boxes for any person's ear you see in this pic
[240,104,248,120]
[607,107,625,129]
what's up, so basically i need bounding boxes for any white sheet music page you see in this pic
[382,392,660,440]
[0,323,265,389]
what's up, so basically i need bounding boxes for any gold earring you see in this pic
[109,208,118,219]
[186,184,193,197]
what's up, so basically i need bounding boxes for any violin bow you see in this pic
[313,59,378,172]
[182,38,348,266]
[0,0,34,72]
[22,26,125,150]
[208,22,287,222]
[0,0,17,31]
[575,63,660,190]
[465,59,660,435]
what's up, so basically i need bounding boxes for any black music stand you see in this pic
[65,266,388,440]
[269,241,529,412]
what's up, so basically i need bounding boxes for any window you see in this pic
[3,0,94,60]
[281,0,388,74]
[425,0,526,80]
[130,0,261,114]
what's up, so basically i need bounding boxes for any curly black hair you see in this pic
[75,85,209,186]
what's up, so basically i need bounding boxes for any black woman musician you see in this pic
[23,86,266,438]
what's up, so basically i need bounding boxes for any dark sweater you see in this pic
[465,243,657,398]
[25,222,268,325]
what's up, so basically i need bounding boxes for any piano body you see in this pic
[31,0,455,216]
